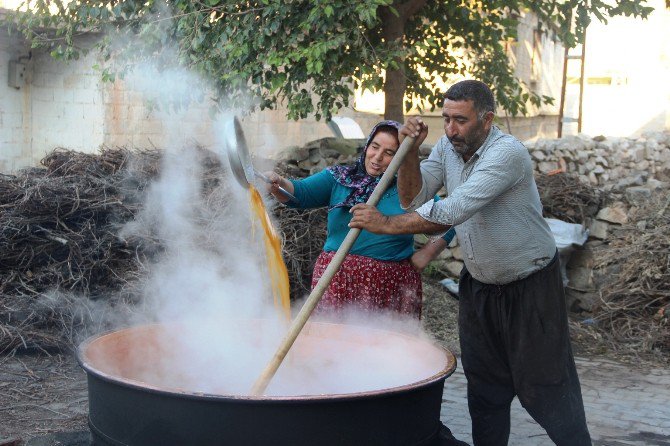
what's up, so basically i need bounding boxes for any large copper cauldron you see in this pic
[78,321,456,446]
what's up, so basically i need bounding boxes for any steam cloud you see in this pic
[78,20,448,397]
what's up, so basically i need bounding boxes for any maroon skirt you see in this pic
[311,251,423,318]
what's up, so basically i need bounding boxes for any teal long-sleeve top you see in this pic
[288,169,415,261]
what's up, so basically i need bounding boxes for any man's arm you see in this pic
[397,117,428,208]
[349,204,450,235]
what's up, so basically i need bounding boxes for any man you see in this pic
[349,80,591,446]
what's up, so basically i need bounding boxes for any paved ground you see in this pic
[3,351,669,445]
[440,356,670,445]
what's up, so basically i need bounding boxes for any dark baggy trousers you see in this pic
[458,252,592,446]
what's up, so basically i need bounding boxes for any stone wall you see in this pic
[527,131,670,188]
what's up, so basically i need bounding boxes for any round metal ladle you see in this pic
[224,117,297,203]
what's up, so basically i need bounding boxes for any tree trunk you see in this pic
[380,0,427,122]
[384,66,406,123]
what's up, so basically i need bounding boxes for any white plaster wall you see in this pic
[29,37,105,156]
[0,28,31,172]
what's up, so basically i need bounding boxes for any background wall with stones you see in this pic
[274,130,670,314]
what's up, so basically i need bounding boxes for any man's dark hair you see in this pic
[445,80,495,120]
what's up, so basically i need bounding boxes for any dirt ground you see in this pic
[0,277,662,443]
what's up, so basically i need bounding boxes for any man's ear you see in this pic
[483,111,495,130]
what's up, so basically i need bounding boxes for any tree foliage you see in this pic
[5,0,653,121]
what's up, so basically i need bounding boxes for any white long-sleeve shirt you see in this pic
[404,126,556,285]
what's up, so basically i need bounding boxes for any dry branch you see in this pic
[589,194,670,359]
[535,172,606,223]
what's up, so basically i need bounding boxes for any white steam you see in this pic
[80,16,450,397]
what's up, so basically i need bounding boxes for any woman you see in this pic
[265,120,426,317]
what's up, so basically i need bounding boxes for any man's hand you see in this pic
[350,204,451,235]
[349,204,390,234]
[399,117,428,151]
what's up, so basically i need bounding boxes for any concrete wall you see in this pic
[0,26,30,170]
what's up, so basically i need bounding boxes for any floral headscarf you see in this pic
[327,120,402,210]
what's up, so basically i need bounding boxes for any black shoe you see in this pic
[433,422,470,446]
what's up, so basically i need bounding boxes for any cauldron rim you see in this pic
[77,321,457,401]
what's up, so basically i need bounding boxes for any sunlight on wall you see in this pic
[0,0,70,12]
[0,0,22,9]
[354,67,456,117]
[563,0,670,137]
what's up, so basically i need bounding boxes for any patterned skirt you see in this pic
[311,251,423,318]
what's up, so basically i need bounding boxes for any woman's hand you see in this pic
[262,171,293,203]
[410,237,449,272]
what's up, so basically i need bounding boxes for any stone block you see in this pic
[646,178,668,190]
[625,186,652,202]
[565,288,599,312]
[531,150,546,161]
[630,145,646,162]
[276,146,308,161]
[308,148,321,163]
[589,220,609,240]
[596,206,628,225]
[566,266,595,291]
[537,161,557,173]
[636,160,650,171]
[297,159,313,170]
[445,260,464,277]
[309,158,328,174]
[437,248,453,261]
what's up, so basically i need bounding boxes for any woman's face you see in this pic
[364,130,399,177]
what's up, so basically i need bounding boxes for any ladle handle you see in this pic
[251,134,417,396]
[255,171,299,203]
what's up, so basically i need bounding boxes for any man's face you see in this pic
[442,99,493,159]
